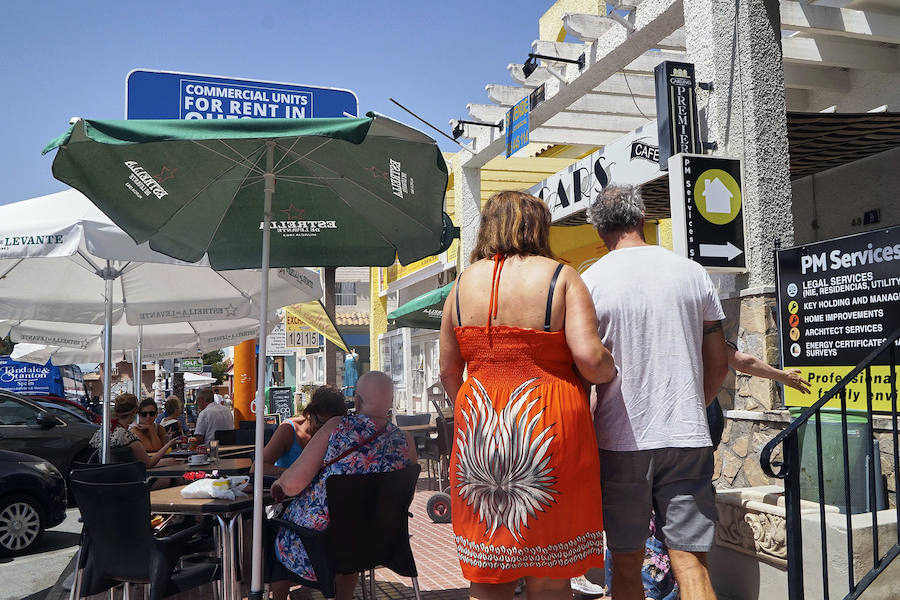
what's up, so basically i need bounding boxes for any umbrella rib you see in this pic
[0,258,24,280]
[272,135,304,171]
[300,153,435,234]
[213,271,252,301]
[273,138,336,176]
[190,140,267,176]
[150,144,265,238]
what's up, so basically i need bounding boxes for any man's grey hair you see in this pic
[587,184,646,235]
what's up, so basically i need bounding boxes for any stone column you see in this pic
[454,154,482,270]
[684,0,795,490]
[683,0,794,290]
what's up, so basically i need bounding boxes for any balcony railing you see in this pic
[761,326,900,600]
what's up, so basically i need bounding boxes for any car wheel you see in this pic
[0,494,44,556]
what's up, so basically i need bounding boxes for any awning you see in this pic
[388,282,454,330]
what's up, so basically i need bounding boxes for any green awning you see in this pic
[388,282,454,329]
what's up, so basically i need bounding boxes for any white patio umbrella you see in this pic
[184,372,217,389]
[0,189,322,461]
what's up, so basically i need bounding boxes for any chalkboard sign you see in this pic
[268,387,294,422]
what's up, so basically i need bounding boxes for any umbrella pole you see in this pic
[249,141,275,600]
[101,264,114,464]
[135,326,143,396]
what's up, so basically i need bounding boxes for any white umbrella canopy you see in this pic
[184,372,217,389]
[10,342,104,365]
[0,189,321,462]
[0,314,276,360]
[0,189,323,325]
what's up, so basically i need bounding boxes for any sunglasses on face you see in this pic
[139,410,157,417]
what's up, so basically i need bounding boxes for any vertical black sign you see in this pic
[655,61,702,169]
[669,154,746,272]
[268,386,294,422]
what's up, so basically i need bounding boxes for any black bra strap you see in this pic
[544,263,564,332]
[455,273,463,327]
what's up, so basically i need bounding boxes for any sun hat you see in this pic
[113,393,139,417]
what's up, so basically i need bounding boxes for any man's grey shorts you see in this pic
[599,447,716,553]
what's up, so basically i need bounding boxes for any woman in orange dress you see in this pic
[440,191,617,600]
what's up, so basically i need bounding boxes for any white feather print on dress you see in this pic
[455,377,558,542]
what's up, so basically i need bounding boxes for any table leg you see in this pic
[228,513,242,600]
[214,515,233,600]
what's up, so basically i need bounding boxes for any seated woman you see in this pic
[156,395,187,438]
[130,398,169,452]
[88,393,177,468]
[270,371,417,600]
[253,385,348,477]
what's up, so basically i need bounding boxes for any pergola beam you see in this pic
[782,63,850,91]
[782,36,898,71]
[462,0,684,168]
[780,1,900,44]
[528,126,623,147]
[468,103,648,131]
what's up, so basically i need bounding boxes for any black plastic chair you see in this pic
[67,462,149,599]
[70,478,220,600]
[214,428,238,445]
[265,464,422,600]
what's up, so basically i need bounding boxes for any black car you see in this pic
[0,449,67,555]
[35,400,95,425]
[0,390,99,477]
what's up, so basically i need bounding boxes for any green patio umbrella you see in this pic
[44,113,449,599]
[388,281,454,329]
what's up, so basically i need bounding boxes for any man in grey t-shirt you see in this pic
[582,184,728,600]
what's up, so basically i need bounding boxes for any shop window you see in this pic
[336,282,357,306]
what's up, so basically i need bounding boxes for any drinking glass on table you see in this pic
[208,439,219,461]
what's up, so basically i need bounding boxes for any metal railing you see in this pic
[761,326,900,600]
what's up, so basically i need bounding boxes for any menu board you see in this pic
[776,226,900,410]
[268,386,294,422]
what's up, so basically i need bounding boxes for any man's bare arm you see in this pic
[702,320,728,406]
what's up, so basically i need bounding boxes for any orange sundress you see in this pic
[449,256,605,583]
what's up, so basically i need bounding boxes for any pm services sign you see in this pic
[126,70,358,120]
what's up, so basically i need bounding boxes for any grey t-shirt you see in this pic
[582,245,725,451]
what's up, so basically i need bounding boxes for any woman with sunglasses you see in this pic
[130,397,170,452]
[254,385,348,477]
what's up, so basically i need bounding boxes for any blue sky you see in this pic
[1,1,556,204]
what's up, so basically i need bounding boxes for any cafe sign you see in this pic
[528,123,663,223]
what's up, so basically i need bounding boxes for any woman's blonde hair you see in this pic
[470,191,554,263]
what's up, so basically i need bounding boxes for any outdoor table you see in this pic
[147,457,252,477]
[398,424,436,433]
[218,444,255,458]
[150,484,272,600]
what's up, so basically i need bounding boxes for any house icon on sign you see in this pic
[702,177,733,213]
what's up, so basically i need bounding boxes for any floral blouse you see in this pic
[89,422,139,449]
[275,413,411,580]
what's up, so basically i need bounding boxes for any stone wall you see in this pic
[714,292,788,490]
[713,292,898,508]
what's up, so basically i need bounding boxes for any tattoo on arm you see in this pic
[703,322,723,335]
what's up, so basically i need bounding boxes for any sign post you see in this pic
[668,153,746,272]
[126,70,358,120]
[776,226,900,409]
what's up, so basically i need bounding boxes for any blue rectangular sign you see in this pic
[126,69,359,120]
[505,96,530,158]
